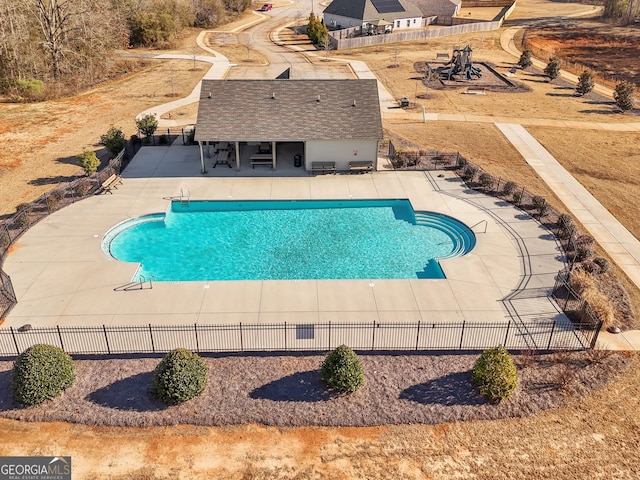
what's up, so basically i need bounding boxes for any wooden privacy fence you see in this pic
[0,319,600,357]
[329,1,516,50]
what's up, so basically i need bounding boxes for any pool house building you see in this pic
[194,79,384,173]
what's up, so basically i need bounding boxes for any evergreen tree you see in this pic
[614,81,636,111]
[576,70,595,96]
[544,57,561,81]
[518,49,532,69]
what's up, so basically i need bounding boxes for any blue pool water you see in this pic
[103,199,475,281]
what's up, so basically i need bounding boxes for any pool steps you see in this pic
[413,212,476,259]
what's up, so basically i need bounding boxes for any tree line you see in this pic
[602,0,639,22]
[0,0,251,100]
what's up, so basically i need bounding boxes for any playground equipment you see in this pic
[432,45,482,81]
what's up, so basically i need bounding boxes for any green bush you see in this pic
[150,349,208,405]
[76,150,101,175]
[130,12,175,47]
[11,344,76,406]
[100,127,127,157]
[16,79,46,101]
[320,345,365,393]
[472,346,518,402]
[136,113,159,138]
[307,12,328,45]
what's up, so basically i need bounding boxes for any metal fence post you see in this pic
[415,320,421,350]
[459,320,466,350]
[56,325,65,351]
[328,321,331,350]
[546,321,557,350]
[284,322,287,351]
[103,325,111,354]
[149,324,155,353]
[371,321,376,350]
[10,326,19,355]
[503,319,511,347]
[194,323,200,353]
[239,322,244,352]
[590,320,603,349]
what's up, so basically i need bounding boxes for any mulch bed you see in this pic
[0,350,633,428]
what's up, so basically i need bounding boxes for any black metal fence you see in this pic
[136,127,194,147]
[0,319,599,357]
[0,141,604,351]
[388,144,586,268]
[0,151,125,320]
[385,139,610,338]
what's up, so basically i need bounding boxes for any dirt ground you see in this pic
[526,20,640,88]
[0,352,638,479]
[2,0,640,477]
[2,352,630,427]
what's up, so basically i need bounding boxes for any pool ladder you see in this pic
[114,275,155,291]
[469,220,487,233]
[180,187,191,206]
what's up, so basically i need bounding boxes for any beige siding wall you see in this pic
[305,139,378,170]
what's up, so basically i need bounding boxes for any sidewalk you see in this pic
[495,123,640,350]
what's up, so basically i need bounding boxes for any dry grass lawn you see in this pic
[0,57,208,217]
[334,31,634,123]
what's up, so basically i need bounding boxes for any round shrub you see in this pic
[150,349,208,405]
[11,344,75,406]
[320,345,365,393]
[472,346,518,402]
[557,213,574,239]
[593,257,610,274]
[461,165,477,182]
[479,172,494,190]
[502,181,516,196]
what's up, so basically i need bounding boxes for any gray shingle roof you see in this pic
[324,0,423,21]
[195,79,383,142]
[413,0,460,16]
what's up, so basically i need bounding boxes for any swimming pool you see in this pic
[102,199,475,281]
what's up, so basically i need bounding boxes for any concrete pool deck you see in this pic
[3,145,567,333]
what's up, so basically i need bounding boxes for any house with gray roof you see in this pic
[323,0,424,31]
[413,0,461,17]
[194,79,383,173]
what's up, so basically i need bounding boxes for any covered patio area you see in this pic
[194,79,383,174]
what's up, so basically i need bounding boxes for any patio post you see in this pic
[199,141,205,173]
[272,141,276,170]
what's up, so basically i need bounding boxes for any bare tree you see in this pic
[0,0,126,93]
